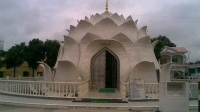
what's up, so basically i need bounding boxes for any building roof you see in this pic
[171,47,188,53]
[161,46,188,53]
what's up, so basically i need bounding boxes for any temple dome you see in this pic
[53,10,160,83]
[67,12,140,43]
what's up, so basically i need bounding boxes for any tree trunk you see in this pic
[14,66,16,78]
[32,68,34,77]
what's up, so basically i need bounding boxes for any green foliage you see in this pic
[43,40,60,68]
[0,50,6,57]
[24,39,60,76]
[195,60,200,64]
[4,43,26,77]
[25,38,45,70]
[151,35,176,60]
[186,61,200,65]
[3,38,60,77]
[187,62,194,65]
[0,59,5,68]
[0,50,6,68]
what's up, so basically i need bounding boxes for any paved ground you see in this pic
[0,93,198,112]
[0,104,197,112]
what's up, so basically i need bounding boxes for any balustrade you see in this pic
[0,79,198,100]
[120,82,198,99]
[0,80,82,98]
[0,77,44,81]
[145,83,159,99]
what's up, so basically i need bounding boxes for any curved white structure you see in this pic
[38,61,54,81]
[160,62,174,82]
[49,11,160,89]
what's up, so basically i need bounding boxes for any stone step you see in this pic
[73,98,128,103]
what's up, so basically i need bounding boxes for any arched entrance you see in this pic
[91,48,119,90]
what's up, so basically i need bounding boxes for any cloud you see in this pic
[0,0,199,62]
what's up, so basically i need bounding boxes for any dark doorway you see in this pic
[105,51,117,88]
[91,49,118,90]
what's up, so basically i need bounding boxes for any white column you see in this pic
[170,55,173,63]
[182,55,185,65]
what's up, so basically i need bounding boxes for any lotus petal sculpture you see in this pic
[49,11,160,84]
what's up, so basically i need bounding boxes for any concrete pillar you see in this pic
[6,76,9,80]
[159,82,189,112]
[170,55,173,63]
[159,63,189,112]
[77,77,82,101]
[182,55,185,65]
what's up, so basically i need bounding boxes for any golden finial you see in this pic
[105,0,109,12]
[41,52,47,62]
[41,56,47,62]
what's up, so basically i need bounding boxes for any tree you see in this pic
[44,40,60,68]
[195,60,200,64]
[0,58,5,68]
[0,50,6,68]
[4,43,26,77]
[151,35,176,60]
[0,50,6,57]
[25,38,45,77]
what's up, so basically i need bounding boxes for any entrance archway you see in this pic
[91,48,119,90]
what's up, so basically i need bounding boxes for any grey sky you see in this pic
[0,0,200,62]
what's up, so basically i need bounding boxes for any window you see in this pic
[197,67,200,73]
[23,71,29,77]
[189,68,195,75]
[37,72,43,76]
[172,58,178,63]
[160,58,167,64]
[0,71,3,78]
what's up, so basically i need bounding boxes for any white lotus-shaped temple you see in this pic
[45,11,160,90]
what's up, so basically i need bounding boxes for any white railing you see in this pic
[0,80,89,98]
[171,79,199,83]
[171,79,189,82]
[125,82,198,99]
[145,83,198,99]
[145,83,159,99]
[0,78,197,100]
[125,82,159,99]
[170,75,200,83]
[0,77,44,81]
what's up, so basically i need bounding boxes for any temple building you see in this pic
[0,2,198,111]
[42,0,160,92]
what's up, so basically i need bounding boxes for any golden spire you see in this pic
[105,0,109,12]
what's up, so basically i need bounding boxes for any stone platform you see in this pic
[0,93,198,112]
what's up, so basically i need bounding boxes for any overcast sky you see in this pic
[0,0,200,62]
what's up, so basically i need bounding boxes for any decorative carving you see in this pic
[100,43,111,46]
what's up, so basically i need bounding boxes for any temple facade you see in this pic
[42,1,160,92]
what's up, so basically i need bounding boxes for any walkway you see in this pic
[81,90,122,99]
[0,93,198,111]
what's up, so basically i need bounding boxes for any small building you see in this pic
[187,63,200,79]
[160,46,200,81]
[160,46,188,80]
[0,59,44,78]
